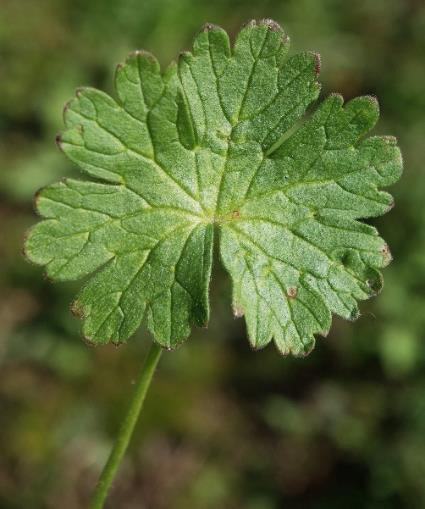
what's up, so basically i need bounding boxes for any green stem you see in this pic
[89,341,162,509]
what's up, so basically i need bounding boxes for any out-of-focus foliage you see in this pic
[0,1,424,508]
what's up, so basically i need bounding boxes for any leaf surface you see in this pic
[24,20,402,353]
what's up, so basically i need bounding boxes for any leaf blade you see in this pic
[24,20,402,354]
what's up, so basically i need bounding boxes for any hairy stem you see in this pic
[89,342,162,509]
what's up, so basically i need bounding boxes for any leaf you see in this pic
[24,19,402,354]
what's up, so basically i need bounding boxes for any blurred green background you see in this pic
[1,1,424,508]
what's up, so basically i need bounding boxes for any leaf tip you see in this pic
[81,335,98,347]
[310,51,321,76]
[178,50,192,64]
[62,98,73,121]
[111,339,126,348]
[329,92,344,103]
[386,197,395,212]
[243,19,257,28]
[200,22,219,33]
[367,270,384,295]
[259,18,282,32]
[365,94,381,119]
[300,341,316,357]
[130,49,156,62]
[55,133,64,151]
[70,300,85,319]
[382,135,397,145]
[349,307,361,322]
[365,94,379,107]
[249,340,268,353]
[380,243,393,265]
[33,187,42,211]
[287,338,316,358]
[348,95,380,127]
[42,271,55,284]
[30,183,52,217]
[21,228,32,261]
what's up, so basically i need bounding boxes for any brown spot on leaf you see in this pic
[380,243,393,263]
[131,49,157,64]
[82,335,97,347]
[21,230,31,259]
[232,210,240,219]
[201,22,218,32]
[380,244,389,255]
[260,19,281,32]
[313,52,321,75]
[233,305,244,318]
[62,99,72,119]
[71,300,85,319]
[34,189,42,208]
[286,287,297,299]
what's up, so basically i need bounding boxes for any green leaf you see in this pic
[24,19,402,354]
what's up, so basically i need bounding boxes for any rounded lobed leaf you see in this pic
[24,20,402,354]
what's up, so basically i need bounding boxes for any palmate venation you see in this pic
[24,19,402,355]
